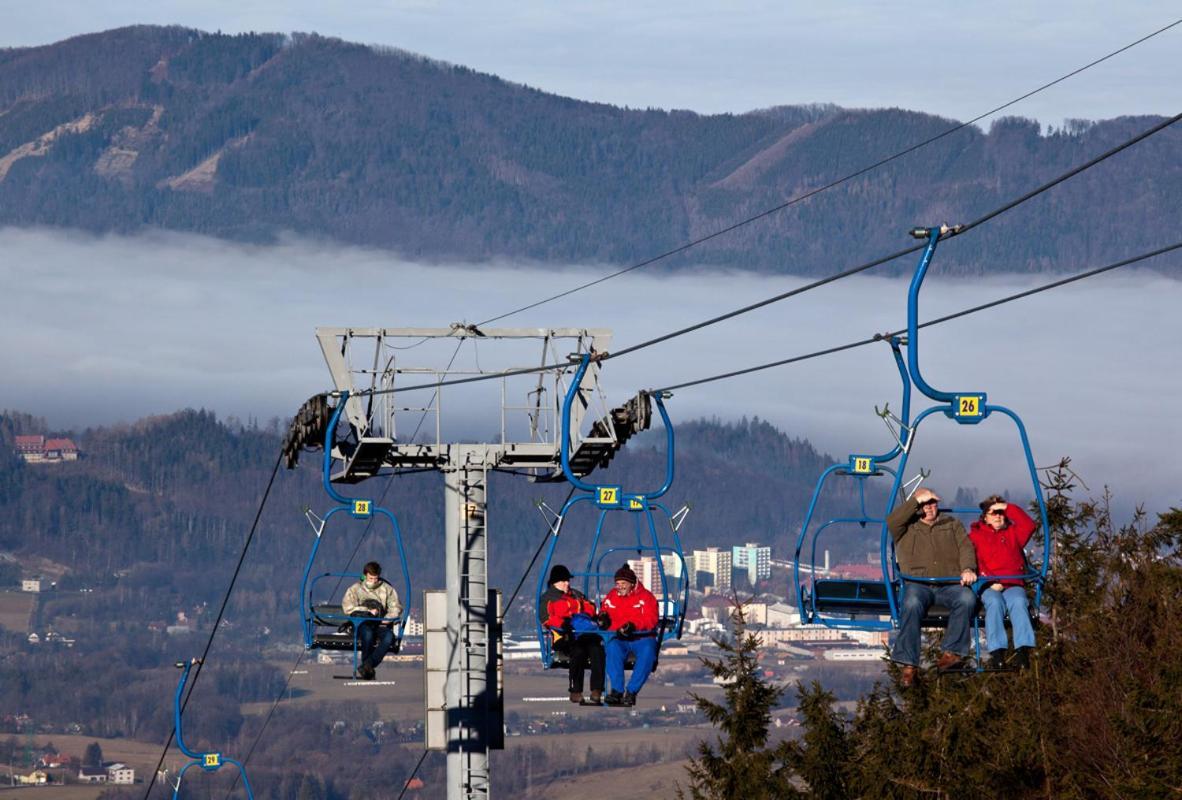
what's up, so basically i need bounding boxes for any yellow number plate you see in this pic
[956,396,982,417]
[597,487,619,506]
[853,457,872,474]
[204,754,221,768]
[352,499,371,516]
[628,497,644,510]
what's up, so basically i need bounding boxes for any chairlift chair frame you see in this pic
[533,354,689,670]
[298,393,413,676]
[170,658,255,800]
[793,336,915,630]
[878,227,1052,668]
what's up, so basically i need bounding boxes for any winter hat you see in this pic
[613,564,638,584]
[548,564,573,584]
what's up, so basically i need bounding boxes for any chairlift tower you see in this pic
[308,325,651,800]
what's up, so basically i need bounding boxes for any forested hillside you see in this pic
[0,409,855,634]
[2,26,1179,275]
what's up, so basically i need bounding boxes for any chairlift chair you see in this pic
[298,394,413,677]
[533,354,690,671]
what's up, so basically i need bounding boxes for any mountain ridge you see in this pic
[2,26,1179,275]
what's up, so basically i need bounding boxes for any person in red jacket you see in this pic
[599,564,660,706]
[539,564,605,704]
[968,495,1038,668]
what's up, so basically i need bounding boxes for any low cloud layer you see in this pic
[3,227,1179,513]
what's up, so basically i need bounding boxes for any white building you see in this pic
[107,763,135,784]
[21,577,42,592]
[692,547,732,592]
[627,556,666,594]
[403,617,424,637]
[78,767,107,783]
[732,542,772,586]
[822,648,883,661]
[764,603,802,628]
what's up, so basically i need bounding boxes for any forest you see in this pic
[680,467,1182,799]
[1,27,1180,275]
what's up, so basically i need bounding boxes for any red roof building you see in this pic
[13,435,78,463]
[830,563,883,580]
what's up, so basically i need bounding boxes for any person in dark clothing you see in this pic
[539,564,606,705]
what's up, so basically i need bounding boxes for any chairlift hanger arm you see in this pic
[905,226,988,413]
[173,659,202,760]
[868,334,913,462]
[559,354,675,499]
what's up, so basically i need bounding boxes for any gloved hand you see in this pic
[596,612,612,630]
[618,621,636,637]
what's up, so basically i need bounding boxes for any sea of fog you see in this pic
[2,227,1179,515]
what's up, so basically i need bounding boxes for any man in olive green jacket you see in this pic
[887,488,977,686]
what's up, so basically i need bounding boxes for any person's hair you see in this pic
[362,561,382,577]
[978,494,1008,521]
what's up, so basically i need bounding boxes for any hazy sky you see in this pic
[3,2,1180,125]
[2,228,1179,514]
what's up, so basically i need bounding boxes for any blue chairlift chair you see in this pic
[298,393,413,677]
[169,658,255,800]
[533,353,689,671]
[878,226,1052,670]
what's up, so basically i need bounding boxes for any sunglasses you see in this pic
[987,507,1007,516]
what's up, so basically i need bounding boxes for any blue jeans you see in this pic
[357,622,394,668]
[606,636,657,695]
[981,586,1035,651]
[891,583,977,666]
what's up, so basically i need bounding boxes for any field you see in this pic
[0,785,109,800]
[0,592,34,633]
[23,734,161,774]
[242,656,725,720]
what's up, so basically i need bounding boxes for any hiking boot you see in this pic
[569,692,584,704]
[358,661,376,680]
[988,649,1007,669]
[622,691,637,707]
[935,652,963,672]
[580,691,603,706]
[603,691,626,706]
[1013,646,1032,670]
[899,665,918,688]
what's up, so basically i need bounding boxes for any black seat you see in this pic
[310,603,401,654]
[810,579,892,616]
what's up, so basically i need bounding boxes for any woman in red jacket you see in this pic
[968,495,1038,668]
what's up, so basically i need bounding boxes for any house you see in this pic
[38,752,72,769]
[21,577,43,592]
[78,766,108,783]
[17,771,48,785]
[106,763,135,784]
[13,434,80,463]
[14,435,45,461]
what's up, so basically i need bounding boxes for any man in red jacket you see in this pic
[599,564,659,706]
[968,495,1038,668]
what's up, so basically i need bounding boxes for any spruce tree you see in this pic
[679,602,800,800]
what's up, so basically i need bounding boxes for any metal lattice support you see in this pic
[311,325,646,800]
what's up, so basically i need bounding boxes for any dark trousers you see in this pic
[357,621,394,668]
[567,634,605,693]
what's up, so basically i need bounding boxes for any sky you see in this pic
[2,227,1179,516]
[2,2,1181,126]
